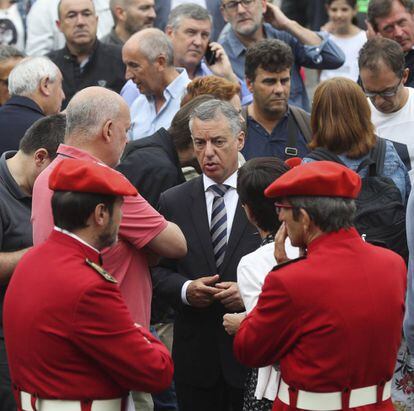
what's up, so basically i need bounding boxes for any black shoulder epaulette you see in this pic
[270,256,306,272]
[85,259,117,283]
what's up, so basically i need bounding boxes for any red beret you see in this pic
[49,159,138,197]
[265,161,361,199]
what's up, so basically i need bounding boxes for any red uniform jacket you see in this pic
[234,228,406,411]
[3,230,173,405]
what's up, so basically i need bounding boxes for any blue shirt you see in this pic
[121,60,252,107]
[242,108,309,161]
[128,68,190,140]
[219,23,345,111]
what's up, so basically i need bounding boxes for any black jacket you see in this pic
[118,128,186,208]
[48,40,125,108]
[0,96,44,155]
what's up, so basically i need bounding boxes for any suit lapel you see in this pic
[190,176,216,273]
[219,200,249,274]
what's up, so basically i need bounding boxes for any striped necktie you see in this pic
[210,184,230,269]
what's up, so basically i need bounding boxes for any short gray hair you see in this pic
[0,45,25,62]
[288,196,356,232]
[8,57,59,97]
[138,28,174,66]
[167,3,211,31]
[189,99,243,137]
[66,94,121,140]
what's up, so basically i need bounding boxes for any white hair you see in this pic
[8,57,60,97]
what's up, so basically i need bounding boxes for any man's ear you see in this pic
[102,119,113,143]
[403,67,410,85]
[93,203,108,227]
[246,77,254,94]
[33,148,50,167]
[155,53,167,71]
[299,208,311,231]
[237,130,245,151]
[39,76,51,96]
[114,5,126,22]
[165,25,174,37]
[56,19,63,32]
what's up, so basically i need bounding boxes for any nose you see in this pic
[192,33,202,46]
[125,67,133,80]
[75,12,86,25]
[148,7,156,19]
[236,1,247,12]
[272,81,284,95]
[205,140,215,157]
[394,24,404,38]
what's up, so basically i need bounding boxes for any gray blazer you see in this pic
[154,0,226,41]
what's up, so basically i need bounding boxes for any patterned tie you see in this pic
[210,184,230,269]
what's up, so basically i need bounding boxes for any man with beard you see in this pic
[3,159,174,410]
[102,0,155,46]
[242,39,311,161]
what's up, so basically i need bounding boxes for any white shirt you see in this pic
[237,240,298,401]
[171,0,207,9]
[369,87,414,181]
[129,68,190,140]
[53,226,100,254]
[0,3,25,51]
[25,0,113,56]
[181,170,240,305]
[320,30,366,82]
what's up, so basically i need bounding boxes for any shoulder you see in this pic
[159,177,201,206]
[97,41,122,57]
[269,256,307,276]
[47,48,64,61]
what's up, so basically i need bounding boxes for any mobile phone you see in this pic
[205,43,217,65]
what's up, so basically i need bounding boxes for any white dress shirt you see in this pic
[181,171,239,305]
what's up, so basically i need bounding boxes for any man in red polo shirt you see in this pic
[234,161,407,411]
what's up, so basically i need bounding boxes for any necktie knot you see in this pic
[210,184,230,198]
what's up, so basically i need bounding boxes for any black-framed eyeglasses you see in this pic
[222,0,255,11]
[364,78,403,99]
[274,203,295,215]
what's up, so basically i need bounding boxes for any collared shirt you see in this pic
[219,22,345,110]
[120,60,252,107]
[54,226,100,254]
[129,68,190,140]
[181,170,239,305]
[100,27,124,47]
[121,63,210,107]
[242,107,310,160]
[47,40,125,109]
[0,151,32,333]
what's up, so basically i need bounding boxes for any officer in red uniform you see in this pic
[3,159,174,411]
[234,161,407,411]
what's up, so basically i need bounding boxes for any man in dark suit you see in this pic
[152,99,260,411]
[0,56,65,155]
[154,0,225,41]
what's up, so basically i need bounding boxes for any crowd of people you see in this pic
[0,0,414,411]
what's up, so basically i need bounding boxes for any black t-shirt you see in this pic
[0,151,32,334]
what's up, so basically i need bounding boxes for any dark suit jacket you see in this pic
[118,128,186,209]
[0,96,44,155]
[154,0,226,41]
[152,176,260,389]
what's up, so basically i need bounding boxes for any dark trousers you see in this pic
[175,376,243,411]
[0,336,16,411]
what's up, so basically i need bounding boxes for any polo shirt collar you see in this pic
[56,144,103,163]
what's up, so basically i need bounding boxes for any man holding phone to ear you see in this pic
[122,3,249,108]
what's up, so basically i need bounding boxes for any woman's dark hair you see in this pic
[52,191,117,231]
[325,0,358,25]
[237,157,289,233]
